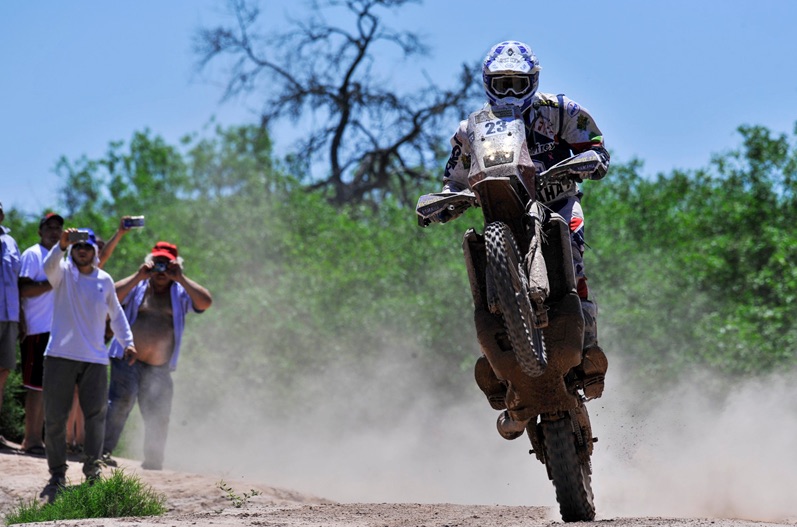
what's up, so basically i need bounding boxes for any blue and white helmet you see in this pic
[482,40,541,112]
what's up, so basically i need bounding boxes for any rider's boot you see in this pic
[474,355,507,410]
[475,355,528,440]
[576,296,608,400]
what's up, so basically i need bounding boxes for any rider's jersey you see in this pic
[442,92,609,204]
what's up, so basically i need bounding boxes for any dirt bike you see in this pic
[416,104,604,522]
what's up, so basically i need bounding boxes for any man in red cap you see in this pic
[102,241,212,470]
[18,212,64,456]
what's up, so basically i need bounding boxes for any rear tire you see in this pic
[541,415,596,522]
[484,221,547,376]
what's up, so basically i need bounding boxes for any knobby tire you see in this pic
[541,415,596,522]
[484,221,547,377]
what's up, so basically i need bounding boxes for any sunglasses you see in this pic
[73,243,94,251]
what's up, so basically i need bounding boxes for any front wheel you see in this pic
[541,414,596,522]
[484,221,547,376]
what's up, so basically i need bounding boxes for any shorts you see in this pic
[0,321,19,370]
[21,332,49,390]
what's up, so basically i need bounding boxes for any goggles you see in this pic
[490,75,532,96]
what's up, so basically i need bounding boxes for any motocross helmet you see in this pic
[482,40,541,112]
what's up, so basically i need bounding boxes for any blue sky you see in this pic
[2,0,796,215]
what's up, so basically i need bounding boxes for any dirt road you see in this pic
[2,447,795,527]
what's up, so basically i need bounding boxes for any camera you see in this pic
[123,216,145,229]
[152,262,168,273]
[68,230,90,243]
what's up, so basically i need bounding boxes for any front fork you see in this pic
[527,406,595,472]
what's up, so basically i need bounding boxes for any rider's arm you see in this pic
[558,95,610,180]
[442,120,472,192]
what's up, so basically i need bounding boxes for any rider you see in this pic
[441,40,609,411]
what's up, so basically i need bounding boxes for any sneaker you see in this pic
[83,458,103,484]
[0,435,18,451]
[100,452,118,467]
[40,475,66,504]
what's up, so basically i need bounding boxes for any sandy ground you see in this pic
[0,445,325,525]
[3,445,797,527]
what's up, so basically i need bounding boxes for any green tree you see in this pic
[586,123,797,377]
[53,130,191,278]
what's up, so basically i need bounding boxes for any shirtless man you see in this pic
[102,241,212,470]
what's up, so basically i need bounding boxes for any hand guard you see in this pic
[415,190,477,227]
[538,150,607,186]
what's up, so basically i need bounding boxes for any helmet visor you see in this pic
[490,75,532,96]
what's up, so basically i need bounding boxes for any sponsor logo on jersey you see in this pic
[566,101,581,117]
[538,179,576,203]
[529,141,557,156]
[445,144,462,175]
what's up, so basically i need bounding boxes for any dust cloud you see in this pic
[164,336,559,508]
[152,322,797,522]
[594,358,797,522]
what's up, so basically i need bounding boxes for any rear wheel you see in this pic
[484,221,547,376]
[541,414,595,522]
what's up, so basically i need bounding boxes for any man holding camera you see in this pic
[40,227,136,502]
[103,241,212,470]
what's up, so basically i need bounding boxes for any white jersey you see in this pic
[20,243,55,335]
[443,92,609,204]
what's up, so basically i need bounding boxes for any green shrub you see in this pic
[3,469,166,525]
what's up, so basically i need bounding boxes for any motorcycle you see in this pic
[416,104,603,522]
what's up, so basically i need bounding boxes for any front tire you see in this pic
[484,221,547,377]
[541,415,596,522]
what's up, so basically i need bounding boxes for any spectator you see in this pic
[0,202,21,452]
[65,216,135,454]
[103,241,212,470]
[39,227,136,503]
[18,212,64,457]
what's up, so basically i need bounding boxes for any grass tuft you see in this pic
[217,479,262,508]
[4,469,166,525]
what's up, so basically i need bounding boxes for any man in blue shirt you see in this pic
[0,202,21,452]
[103,241,212,470]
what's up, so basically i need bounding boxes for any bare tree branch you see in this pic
[195,0,480,205]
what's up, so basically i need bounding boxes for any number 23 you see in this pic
[484,120,508,135]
